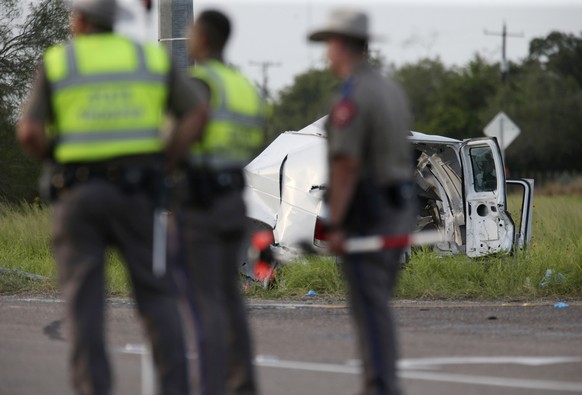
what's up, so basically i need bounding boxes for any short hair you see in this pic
[72,0,115,32]
[197,10,231,52]
[80,13,114,32]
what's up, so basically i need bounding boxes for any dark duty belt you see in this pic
[43,162,161,200]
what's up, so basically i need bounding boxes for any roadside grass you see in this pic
[247,256,345,298]
[0,201,129,296]
[248,194,582,300]
[0,203,54,294]
[397,249,582,300]
[256,247,582,300]
[1,195,581,300]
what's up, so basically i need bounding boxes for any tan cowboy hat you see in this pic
[308,9,372,42]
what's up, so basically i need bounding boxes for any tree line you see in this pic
[0,0,69,201]
[269,31,582,177]
[1,0,580,201]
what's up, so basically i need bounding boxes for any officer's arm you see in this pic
[166,104,208,168]
[17,121,49,159]
[328,153,360,228]
[17,66,52,159]
[164,65,209,169]
[327,94,364,228]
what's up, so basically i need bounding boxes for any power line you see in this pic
[249,61,281,99]
[484,21,524,83]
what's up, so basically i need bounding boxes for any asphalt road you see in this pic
[1,295,581,395]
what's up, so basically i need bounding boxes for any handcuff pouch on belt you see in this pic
[185,167,245,208]
[39,161,160,202]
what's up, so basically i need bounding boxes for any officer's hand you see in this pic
[328,230,346,255]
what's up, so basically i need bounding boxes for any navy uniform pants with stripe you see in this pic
[342,197,415,395]
[53,181,189,395]
[178,190,258,395]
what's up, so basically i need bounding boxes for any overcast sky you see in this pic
[150,0,582,95]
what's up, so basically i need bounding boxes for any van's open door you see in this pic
[506,179,534,250]
[460,138,515,257]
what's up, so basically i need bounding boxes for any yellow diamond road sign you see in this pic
[483,111,521,150]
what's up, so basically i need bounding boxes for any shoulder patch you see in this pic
[331,100,357,128]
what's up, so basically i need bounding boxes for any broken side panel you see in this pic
[273,135,328,247]
[413,143,464,254]
[460,138,515,257]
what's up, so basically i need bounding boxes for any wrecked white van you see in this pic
[241,117,533,277]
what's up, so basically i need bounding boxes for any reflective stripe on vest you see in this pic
[45,34,169,163]
[189,60,267,166]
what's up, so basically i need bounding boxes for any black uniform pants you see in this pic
[342,197,415,395]
[53,181,189,395]
[177,191,258,395]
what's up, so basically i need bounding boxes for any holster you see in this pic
[38,161,60,202]
[185,167,245,208]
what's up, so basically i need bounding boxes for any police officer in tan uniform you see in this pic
[17,0,207,394]
[165,10,267,395]
[309,10,415,395]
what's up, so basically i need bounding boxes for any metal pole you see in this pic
[249,61,282,100]
[158,0,193,70]
[484,22,523,84]
[501,22,508,83]
[500,116,505,164]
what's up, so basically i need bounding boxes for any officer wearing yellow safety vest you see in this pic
[167,9,268,395]
[17,0,207,394]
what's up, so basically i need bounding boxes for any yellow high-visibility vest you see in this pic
[44,33,170,163]
[189,59,268,168]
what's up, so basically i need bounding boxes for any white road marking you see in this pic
[255,355,359,375]
[119,345,582,393]
[254,355,582,392]
[399,356,582,369]
[399,371,582,393]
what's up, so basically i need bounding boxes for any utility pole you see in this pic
[249,61,281,100]
[484,22,523,168]
[484,21,523,84]
[158,0,193,71]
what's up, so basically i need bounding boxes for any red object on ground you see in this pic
[254,260,276,282]
[251,230,274,250]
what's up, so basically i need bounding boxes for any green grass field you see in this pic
[250,194,582,300]
[0,202,130,295]
[1,195,581,300]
